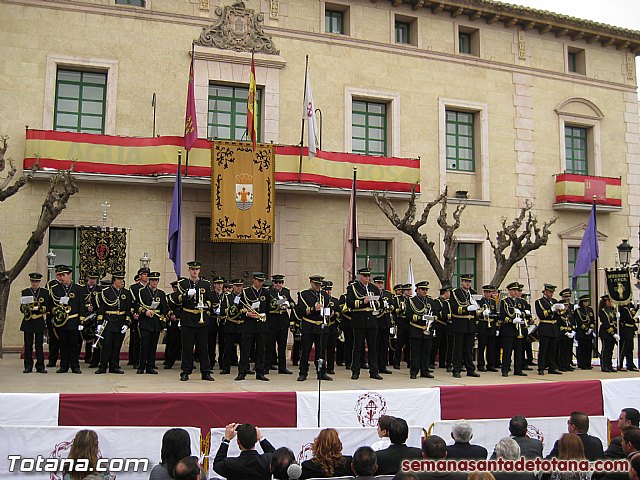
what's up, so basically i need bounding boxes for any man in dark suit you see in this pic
[600,426,640,480]
[351,446,378,479]
[605,408,640,459]
[547,411,604,461]
[375,417,422,475]
[445,420,488,460]
[490,415,543,460]
[418,435,467,479]
[174,456,202,480]
[213,423,275,480]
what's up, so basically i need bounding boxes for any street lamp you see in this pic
[46,249,56,281]
[140,252,150,269]
[617,239,633,267]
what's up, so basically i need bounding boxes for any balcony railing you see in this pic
[23,130,420,195]
[554,173,622,211]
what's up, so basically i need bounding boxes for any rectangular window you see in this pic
[325,10,344,34]
[356,240,388,279]
[568,52,577,73]
[208,84,261,141]
[459,32,472,54]
[352,100,387,156]
[453,243,477,290]
[567,47,586,75]
[49,227,80,281]
[115,0,145,6]
[395,22,410,44]
[54,69,107,134]
[565,126,588,175]
[568,246,590,298]
[446,110,475,172]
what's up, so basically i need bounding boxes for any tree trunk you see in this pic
[0,280,10,358]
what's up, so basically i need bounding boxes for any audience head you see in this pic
[495,437,520,460]
[389,417,410,445]
[568,411,589,434]
[422,435,447,460]
[236,423,258,450]
[509,415,528,438]
[160,428,192,476]
[173,456,200,480]
[622,426,640,454]
[630,453,640,480]
[451,420,473,443]
[311,428,344,477]
[352,446,377,477]
[378,415,395,438]
[619,408,640,431]
[270,447,296,480]
[64,429,100,480]
[558,433,585,460]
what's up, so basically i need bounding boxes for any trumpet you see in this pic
[366,286,379,316]
[196,289,206,325]
[243,299,267,322]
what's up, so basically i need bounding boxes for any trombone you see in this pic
[92,319,108,348]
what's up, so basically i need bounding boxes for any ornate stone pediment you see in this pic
[195,1,279,55]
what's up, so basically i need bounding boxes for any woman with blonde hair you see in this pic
[540,433,591,480]
[62,429,114,480]
[300,428,352,479]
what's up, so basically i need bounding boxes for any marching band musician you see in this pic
[448,274,480,379]
[170,261,214,382]
[431,284,452,371]
[373,276,394,375]
[236,272,270,381]
[88,277,111,368]
[209,276,226,371]
[476,284,499,373]
[20,272,49,373]
[390,284,406,369]
[598,294,619,373]
[322,281,340,375]
[163,279,182,370]
[499,281,528,377]
[392,283,412,370]
[220,279,245,375]
[95,272,133,375]
[336,287,353,369]
[518,287,535,370]
[557,288,575,372]
[294,275,333,382]
[78,272,100,365]
[618,301,638,372]
[45,268,63,368]
[534,284,563,376]
[128,267,149,370]
[48,265,84,374]
[136,271,168,375]
[346,267,383,380]
[574,294,596,370]
[266,274,294,375]
[407,280,435,379]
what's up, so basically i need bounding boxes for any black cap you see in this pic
[170,280,179,287]
[148,272,161,280]
[112,272,126,280]
[55,265,72,274]
[460,274,474,281]
[601,294,610,300]
[231,279,244,286]
[482,284,497,291]
[543,283,557,292]
[579,294,590,301]
[373,276,385,283]
[358,268,371,276]
[322,280,333,289]
[507,281,520,290]
[252,272,266,280]
[440,284,453,294]
[309,275,324,285]
[393,283,403,291]
[559,288,571,297]
[187,261,202,269]
[29,272,43,280]
[212,276,224,284]
[272,274,285,281]
[415,281,429,289]
[402,283,412,290]
[86,272,99,279]
[137,267,150,275]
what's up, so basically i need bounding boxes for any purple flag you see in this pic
[168,162,182,277]
[572,203,598,288]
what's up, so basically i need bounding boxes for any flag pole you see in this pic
[351,166,357,282]
[592,196,600,358]
[298,55,309,183]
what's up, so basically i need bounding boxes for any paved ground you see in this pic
[1,353,636,394]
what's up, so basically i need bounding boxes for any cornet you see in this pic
[243,299,267,322]
[366,286,379,315]
[196,289,206,325]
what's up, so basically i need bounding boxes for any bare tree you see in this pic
[374,185,466,284]
[0,136,78,357]
[484,200,557,288]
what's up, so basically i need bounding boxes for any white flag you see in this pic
[407,258,415,296]
[303,65,318,158]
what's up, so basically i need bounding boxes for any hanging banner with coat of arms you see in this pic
[605,267,634,306]
[78,227,127,280]
[211,140,275,243]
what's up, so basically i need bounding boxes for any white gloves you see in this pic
[587,329,593,336]
[467,304,479,312]
[121,325,128,334]
[552,303,565,312]
[496,330,500,337]
[187,288,196,297]
[483,309,491,317]
[78,325,84,331]
[514,308,522,315]
[565,331,575,339]
[616,311,621,320]
[214,308,220,315]
[513,318,523,324]
[574,304,580,311]
[614,334,621,341]
[96,324,104,334]
[525,310,531,316]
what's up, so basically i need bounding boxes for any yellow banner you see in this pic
[211,141,275,243]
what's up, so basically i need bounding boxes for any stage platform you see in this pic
[1,352,634,394]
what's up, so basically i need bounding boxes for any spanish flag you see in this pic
[247,52,258,151]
